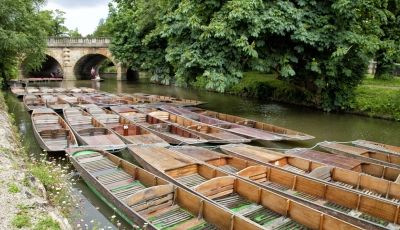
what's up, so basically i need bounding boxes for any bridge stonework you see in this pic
[46,38,126,80]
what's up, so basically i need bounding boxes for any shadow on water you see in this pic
[4,76,400,229]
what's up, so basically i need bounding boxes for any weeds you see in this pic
[8,182,20,193]
[34,216,61,230]
[12,212,31,228]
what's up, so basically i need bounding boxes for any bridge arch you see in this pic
[21,54,64,78]
[43,38,127,80]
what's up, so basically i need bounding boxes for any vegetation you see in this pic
[0,0,48,86]
[107,0,399,111]
[232,72,400,120]
[12,212,31,228]
[8,183,20,193]
[34,216,61,230]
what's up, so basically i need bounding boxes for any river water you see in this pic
[4,78,400,229]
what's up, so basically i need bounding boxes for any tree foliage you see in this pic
[0,0,49,85]
[108,0,399,110]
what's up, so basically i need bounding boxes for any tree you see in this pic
[38,9,69,37]
[108,0,396,110]
[0,0,49,85]
[374,0,400,79]
[68,28,82,38]
[92,18,112,37]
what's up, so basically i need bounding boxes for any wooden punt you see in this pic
[147,111,250,144]
[63,107,126,152]
[25,86,40,94]
[45,97,70,112]
[222,144,400,184]
[53,88,67,93]
[10,86,26,97]
[352,140,400,156]
[110,106,208,145]
[86,107,169,147]
[132,93,205,106]
[31,108,78,152]
[160,105,287,141]
[39,87,54,94]
[128,146,361,230]
[171,146,400,228]
[68,87,82,93]
[80,87,96,93]
[190,108,314,141]
[23,95,46,112]
[57,94,80,105]
[67,148,260,230]
[319,142,400,169]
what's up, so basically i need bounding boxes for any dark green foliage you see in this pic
[108,0,398,110]
[0,0,49,85]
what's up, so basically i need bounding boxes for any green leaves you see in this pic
[107,0,399,110]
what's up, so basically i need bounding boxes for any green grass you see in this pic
[12,213,31,228]
[8,183,20,193]
[352,85,400,120]
[362,74,400,87]
[33,216,61,230]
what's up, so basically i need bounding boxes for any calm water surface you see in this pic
[4,77,400,229]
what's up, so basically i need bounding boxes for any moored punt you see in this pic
[63,107,126,152]
[110,106,208,145]
[25,86,40,94]
[10,86,26,97]
[160,105,284,141]
[39,87,54,94]
[87,107,169,147]
[190,108,314,141]
[128,146,361,230]
[57,94,80,105]
[353,140,400,156]
[319,142,400,169]
[147,111,251,144]
[68,87,82,93]
[171,146,400,229]
[80,87,96,93]
[53,87,67,93]
[45,97,71,112]
[23,95,46,112]
[67,148,259,230]
[31,108,78,152]
[132,93,205,106]
[222,145,400,200]
[352,140,400,156]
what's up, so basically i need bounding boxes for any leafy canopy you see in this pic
[108,0,398,110]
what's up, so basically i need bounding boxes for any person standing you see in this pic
[90,67,96,79]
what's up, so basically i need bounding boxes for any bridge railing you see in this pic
[47,37,110,47]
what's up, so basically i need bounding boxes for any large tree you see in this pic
[108,0,396,110]
[0,0,49,85]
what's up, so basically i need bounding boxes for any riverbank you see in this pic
[228,72,400,121]
[0,91,72,229]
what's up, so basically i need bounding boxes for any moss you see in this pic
[8,183,20,193]
[12,213,31,228]
[33,216,61,230]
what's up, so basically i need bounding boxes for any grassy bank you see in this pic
[0,91,73,229]
[228,72,400,121]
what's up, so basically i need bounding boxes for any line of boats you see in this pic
[10,86,400,229]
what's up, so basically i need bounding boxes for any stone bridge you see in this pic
[25,38,128,80]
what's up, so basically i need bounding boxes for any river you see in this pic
[4,77,400,229]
